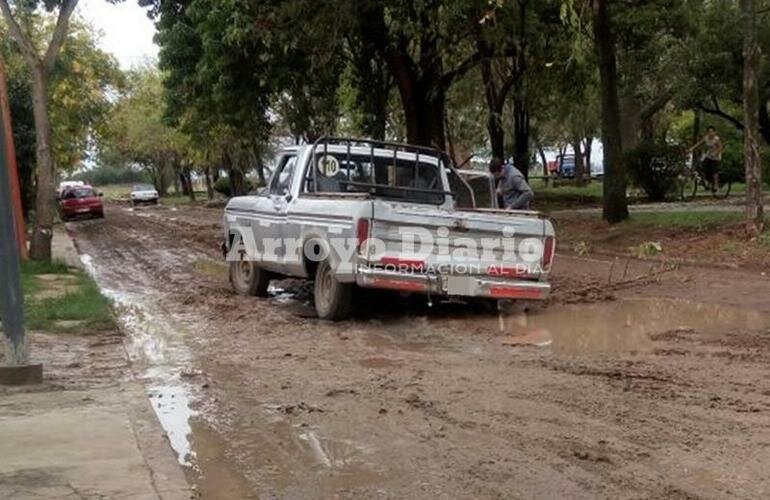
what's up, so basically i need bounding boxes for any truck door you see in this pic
[267,154,298,272]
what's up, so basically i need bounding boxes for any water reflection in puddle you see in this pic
[80,254,198,466]
[148,385,197,466]
[500,298,770,354]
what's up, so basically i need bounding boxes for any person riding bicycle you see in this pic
[689,126,724,192]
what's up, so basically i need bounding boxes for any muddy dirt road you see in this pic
[68,203,770,499]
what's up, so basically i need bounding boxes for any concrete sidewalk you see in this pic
[52,225,83,269]
[0,224,191,499]
[0,386,191,499]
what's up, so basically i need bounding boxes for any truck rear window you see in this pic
[305,152,445,204]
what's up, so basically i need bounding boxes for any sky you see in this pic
[78,0,158,69]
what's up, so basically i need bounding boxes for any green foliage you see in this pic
[213,175,253,197]
[72,165,150,186]
[1,16,121,211]
[100,65,190,193]
[628,211,742,229]
[626,141,688,201]
[49,20,124,173]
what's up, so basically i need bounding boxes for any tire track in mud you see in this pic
[67,203,770,499]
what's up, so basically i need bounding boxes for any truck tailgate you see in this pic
[364,202,554,280]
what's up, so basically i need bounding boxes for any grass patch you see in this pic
[20,260,70,295]
[21,260,115,333]
[159,193,208,206]
[626,211,741,229]
[531,178,604,199]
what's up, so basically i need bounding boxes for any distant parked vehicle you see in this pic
[130,184,159,206]
[59,185,104,221]
[557,154,577,178]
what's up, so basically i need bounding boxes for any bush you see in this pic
[719,142,745,184]
[626,141,688,201]
[213,176,254,197]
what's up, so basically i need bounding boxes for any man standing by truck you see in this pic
[489,157,534,210]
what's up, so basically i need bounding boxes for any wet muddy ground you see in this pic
[66,202,770,499]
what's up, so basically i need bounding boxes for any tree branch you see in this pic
[699,97,745,130]
[640,89,673,122]
[498,70,522,107]
[0,0,40,64]
[438,51,486,89]
[43,0,79,74]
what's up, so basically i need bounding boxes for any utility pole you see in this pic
[0,92,41,385]
[0,53,27,259]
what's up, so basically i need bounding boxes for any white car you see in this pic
[130,184,159,206]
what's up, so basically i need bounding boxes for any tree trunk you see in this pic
[741,0,764,237]
[445,113,458,165]
[223,149,245,197]
[759,97,770,145]
[370,100,388,141]
[512,93,530,180]
[480,59,506,159]
[402,84,446,148]
[691,108,702,165]
[593,0,629,223]
[758,97,769,144]
[536,144,549,184]
[584,136,594,174]
[573,138,586,185]
[28,66,54,261]
[487,106,505,160]
[619,96,641,153]
[184,169,195,201]
[385,50,447,149]
[179,172,190,196]
[204,167,214,200]
[254,151,267,187]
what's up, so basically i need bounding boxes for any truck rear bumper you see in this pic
[355,267,550,300]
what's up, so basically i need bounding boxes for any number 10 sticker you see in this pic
[317,155,340,177]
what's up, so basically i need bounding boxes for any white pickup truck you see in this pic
[223,138,555,320]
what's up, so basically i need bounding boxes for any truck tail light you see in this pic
[542,236,555,269]
[356,218,370,254]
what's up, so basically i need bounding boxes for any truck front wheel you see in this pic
[229,261,271,297]
[314,260,352,320]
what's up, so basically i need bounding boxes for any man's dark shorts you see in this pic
[702,158,721,180]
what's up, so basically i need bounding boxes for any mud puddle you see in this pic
[498,298,770,354]
[80,254,253,497]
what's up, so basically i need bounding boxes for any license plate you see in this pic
[446,275,475,296]
[76,208,90,213]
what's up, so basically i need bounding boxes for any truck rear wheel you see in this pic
[229,261,271,297]
[314,260,352,320]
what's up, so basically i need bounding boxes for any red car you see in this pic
[59,185,104,221]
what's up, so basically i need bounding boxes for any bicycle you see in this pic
[679,157,732,201]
